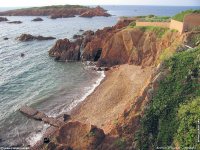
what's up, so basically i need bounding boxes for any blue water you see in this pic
[0,5,199,147]
[104,5,200,17]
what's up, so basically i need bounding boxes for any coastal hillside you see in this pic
[33,12,200,149]
[0,5,111,18]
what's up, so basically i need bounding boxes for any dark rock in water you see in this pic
[54,56,61,61]
[83,30,94,36]
[7,21,22,24]
[32,17,43,21]
[43,137,50,144]
[0,17,8,22]
[50,14,75,19]
[63,114,71,121]
[97,67,102,71]
[49,38,81,61]
[3,37,9,40]
[17,34,56,41]
[21,53,25,57]
[73,34,83,39]
[79,29,84,32]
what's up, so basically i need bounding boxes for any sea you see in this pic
[0,5,199,147]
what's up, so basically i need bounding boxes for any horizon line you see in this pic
[0,4,200,8]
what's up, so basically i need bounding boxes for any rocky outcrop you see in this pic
[49,38,81,61]
[7,21,22,24]
[0,5,111,19]
[97,29,180,67]
[45,121,105,150]
[80,6,111,18]
[82,23,181,67]
[81,19,136,62]
[0,17,8,22]
[32,17,43,21]
[16,34,56,41]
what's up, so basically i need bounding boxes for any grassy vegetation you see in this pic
[128,21,136,28]
[135,26,169,38]
[135,46,200,149]
[175,97,200,149]
[172,9,200,22]
[139,15,171,22]
[114,138,127,150]
[19,5,88,10]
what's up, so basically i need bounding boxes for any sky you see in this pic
[0,0,199,7]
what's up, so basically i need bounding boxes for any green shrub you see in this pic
[128,21,136,28]
[172,9,200,22]
[114,138,126,150]
[175,97,200,149]
[136,46,200,149]
[135,26,169,38]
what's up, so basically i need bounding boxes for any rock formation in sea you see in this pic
[7,21,22,24]
[0,17,8,22]
[49,38,82,61]
[32,17,43,21]
[16,34,56,41]
[0,6,110,19]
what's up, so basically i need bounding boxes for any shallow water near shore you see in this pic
[0,16,117,146]
[0,5,200,147]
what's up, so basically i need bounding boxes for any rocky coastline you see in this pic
[16,15,200,149]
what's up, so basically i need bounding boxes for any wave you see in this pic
[25,69,105,146]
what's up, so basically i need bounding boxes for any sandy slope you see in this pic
[71,64,153,133]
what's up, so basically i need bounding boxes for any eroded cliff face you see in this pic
[83,28,181,67]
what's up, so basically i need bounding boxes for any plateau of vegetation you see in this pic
[135,26,169,38]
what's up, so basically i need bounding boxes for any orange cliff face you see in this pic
[82,27,181,67]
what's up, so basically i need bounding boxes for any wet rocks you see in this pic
[7,21,22,24]
[0,17,8,22]
[49,38,81,61]
[32,17,43,21]
[16,34,56,41]
[3,37,9,40]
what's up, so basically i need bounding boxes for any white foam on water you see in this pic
[62,70,105,112]
[26,124,50,146]
[26,70,105,146]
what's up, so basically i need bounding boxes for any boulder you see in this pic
[47,121,105,150]
[73,34,83,39]
[0,17,8,22]
[3,37,9,40]
[16,34,56,41]
[32,17,43,21]
[7,21,22,24]
[49,38,81,61]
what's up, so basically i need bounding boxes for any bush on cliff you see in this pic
[135,26,169,38]
[172,9,200,22]
[135,46,200,149]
